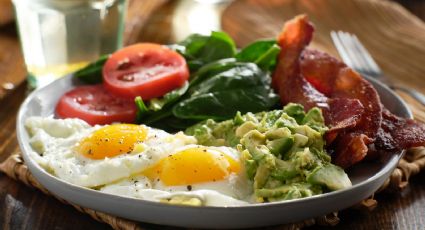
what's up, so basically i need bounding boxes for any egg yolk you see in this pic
[76,124,147,159]
[144,147,240,186]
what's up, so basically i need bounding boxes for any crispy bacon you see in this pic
[376,109,425,151]
[273,15,425,168]
[300,50,382,140]
[272,15,364,133]
[273,15,369,167]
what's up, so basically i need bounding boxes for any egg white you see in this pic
[148,145,252,199]
[25,117,196,187]
[25,117,254,206]
[100,145,253,206]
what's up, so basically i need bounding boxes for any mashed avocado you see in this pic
[185,103,351,202]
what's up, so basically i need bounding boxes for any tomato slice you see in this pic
[103,43,189,100]
[55,85,137,125]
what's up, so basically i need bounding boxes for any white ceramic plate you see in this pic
[16,74,411,229]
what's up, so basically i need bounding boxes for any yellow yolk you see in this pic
[76,124,147,159]
[144,147,240,186]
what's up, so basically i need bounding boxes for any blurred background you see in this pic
[0,0,425,98]
[0,0,424,229]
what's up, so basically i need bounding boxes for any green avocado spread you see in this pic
[185,103,352,202]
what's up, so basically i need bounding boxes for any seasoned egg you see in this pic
[25,117,196,187]
[143,145,251,199]
[101,145,253,206]
[25,117,252,206]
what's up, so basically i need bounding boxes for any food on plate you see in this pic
[187,103,351,201]
[272,15,425,168]
[25,117,196,188]
[29,14,425,207]
[55,84,137,125]
[102,43,189,100]
[25,104,350,206]
[58,32,280,130]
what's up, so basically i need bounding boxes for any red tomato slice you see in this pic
[103,43,189,100]
[55,85,137,125]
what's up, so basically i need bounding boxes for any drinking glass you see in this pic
[12,0,127,89]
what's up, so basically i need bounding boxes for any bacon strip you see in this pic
[272,15,364,130]
[300,50,382,140]
[273,15,425,168]
[273,15,368,167]
[271,15,325,110]
[299,49,383,168]
[376,109,425,151]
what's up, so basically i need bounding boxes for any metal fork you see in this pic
[330,31,425,106]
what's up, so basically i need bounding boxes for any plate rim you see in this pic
[15,73,411,227]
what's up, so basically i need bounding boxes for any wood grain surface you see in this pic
[222,0,425,95]
[0,0,13,26]
[0,23,26,99]
[0,0,425,229]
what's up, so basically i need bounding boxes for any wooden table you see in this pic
[1,1,424,229]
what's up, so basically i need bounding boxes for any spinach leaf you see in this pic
[189,63,269,96]
[133,82,189,126]
[173,63,279,121]
[177,34,209,59]
[255,44,280,71]
[135,96,149,123]
[189,58,243,87]
[150,116,198,132]
[198,31,236,63]
[175,31,237,72]
[74,55,109,84]
[148,82,189,111]
[236,40,280,71]
[173,87,279,120]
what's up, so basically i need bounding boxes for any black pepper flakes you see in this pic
[187,185,192,191]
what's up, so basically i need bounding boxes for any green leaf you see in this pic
[177,34,209,59]
[254,44,281,71]
[174,62,279,121]
[74,55,109,84]
[176,32,237,72]
[189,58,239,87]
[198,31,236,63]
[189,63,271,96]
[135,96,149,123]
[148,82,189,111]
[172,87,279,120]
[236,40,280,71]
[149,116,198,133]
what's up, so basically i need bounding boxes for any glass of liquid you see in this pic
[12,0,127,89]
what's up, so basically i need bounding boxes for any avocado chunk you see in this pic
[307,164,352,190]
[185,104,352,202]
[267,137,294,156]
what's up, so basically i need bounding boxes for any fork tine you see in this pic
[350,35,382,74]
[346,33,372,73]
[337,31,365,72]
[330,31,354,67]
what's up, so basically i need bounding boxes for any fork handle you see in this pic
[390,85,425,107]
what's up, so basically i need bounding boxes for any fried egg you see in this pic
[25,117,196,187]
[100,145,252,206]
[25,117,253,206]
